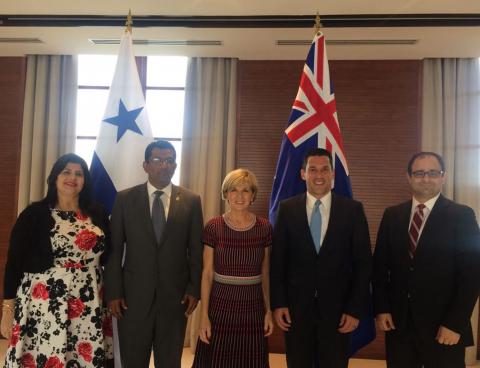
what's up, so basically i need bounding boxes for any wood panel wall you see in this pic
[236,60,422,359]
[0,57,26,304]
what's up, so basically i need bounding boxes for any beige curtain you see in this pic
[17,55,78,213]
[180,57,237,350]
[422,58,480,365]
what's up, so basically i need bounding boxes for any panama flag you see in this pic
[90,30,153,213]
[89,29,153,367]
[269,32,375,355]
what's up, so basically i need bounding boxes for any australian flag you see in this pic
[90,30,153,213]
[269,32,375,356]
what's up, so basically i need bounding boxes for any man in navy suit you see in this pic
[373,151,480,368]
[270,148,372,368]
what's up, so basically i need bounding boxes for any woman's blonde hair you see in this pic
[221,168,258,202]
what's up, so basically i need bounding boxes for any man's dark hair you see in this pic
[407,151,445,175]
[144,140,177,162]
[302,148,333,170]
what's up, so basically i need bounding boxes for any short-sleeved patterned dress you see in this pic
[192,215,272,368]
[4,209,113,368]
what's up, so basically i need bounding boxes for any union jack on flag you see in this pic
[285,33,348,173]
[269,32,375,356]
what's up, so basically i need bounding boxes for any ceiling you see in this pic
[1,0,480,59]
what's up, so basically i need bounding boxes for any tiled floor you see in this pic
[1,339,478,367]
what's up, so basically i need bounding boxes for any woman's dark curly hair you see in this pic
[40,153,93,213]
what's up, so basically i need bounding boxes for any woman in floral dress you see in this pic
[192,169,274,368]
[0,153,113,367]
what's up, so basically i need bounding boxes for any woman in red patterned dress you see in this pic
[0,153,113,367]
[192,168,274,368]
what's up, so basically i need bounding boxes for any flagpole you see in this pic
[314,12,322,36]
[95,10,153,367]
[125,9,133,34]
[268,10,376,358]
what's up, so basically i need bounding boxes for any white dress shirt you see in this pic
[147,181,172,218]
[409,193,440,239]
[306,191,332,247]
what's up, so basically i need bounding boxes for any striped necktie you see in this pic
[408,203,426,257]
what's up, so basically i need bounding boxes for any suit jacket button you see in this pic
[409,266,414,271]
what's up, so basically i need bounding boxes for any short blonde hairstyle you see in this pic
[221,168,258,202]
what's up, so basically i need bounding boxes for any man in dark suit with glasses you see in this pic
[105,140,203,368]
[373,151,480,368]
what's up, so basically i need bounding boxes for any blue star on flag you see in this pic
[103,99,144,142]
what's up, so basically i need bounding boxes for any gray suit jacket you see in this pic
[104,182,203,319]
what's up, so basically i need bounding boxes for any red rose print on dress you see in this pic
[67,297,85,319]
[75,211,88,221]
[77,341,93,362]
[10,324,20,347]
[21,353,36,368]
[74,229,97,251]
[44,356,64,368]
[102,315,113,337]
[32,282,49,300]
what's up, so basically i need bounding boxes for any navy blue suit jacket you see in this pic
[270,192,372,326]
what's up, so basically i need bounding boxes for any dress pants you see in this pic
[285,298,350,368]
[118,300,187,368]
[385,308,465,368]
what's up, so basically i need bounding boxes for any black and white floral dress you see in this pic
[4,209,113,368]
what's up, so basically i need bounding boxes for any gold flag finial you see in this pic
[314,12,322,36]
[125,9,133,34]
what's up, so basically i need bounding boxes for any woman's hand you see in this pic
[264,310,274,337]
[1,299,15,340]
[199,316,212,344]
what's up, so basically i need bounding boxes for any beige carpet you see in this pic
[0,339,478,367]
[179,348,386,368]
[0,339,385,367]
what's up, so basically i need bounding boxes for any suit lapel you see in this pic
[320,193,335,254]
[398,201,412,259]
[160,184,181,245]
[295,193,319,256]
[415,195,448,256]
[137,183,157,245]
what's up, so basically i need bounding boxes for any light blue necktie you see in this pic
[310,199,322,253]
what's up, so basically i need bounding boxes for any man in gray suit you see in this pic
[105,140,204,368]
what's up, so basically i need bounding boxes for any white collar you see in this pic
[412,192,441,212]
[306,190,332,210]
[147,181,172,199]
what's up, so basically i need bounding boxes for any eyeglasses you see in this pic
[149,157,175,165]
[411,170,444,178]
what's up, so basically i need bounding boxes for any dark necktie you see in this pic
[152,190,166,243]
[408,203,426,257]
